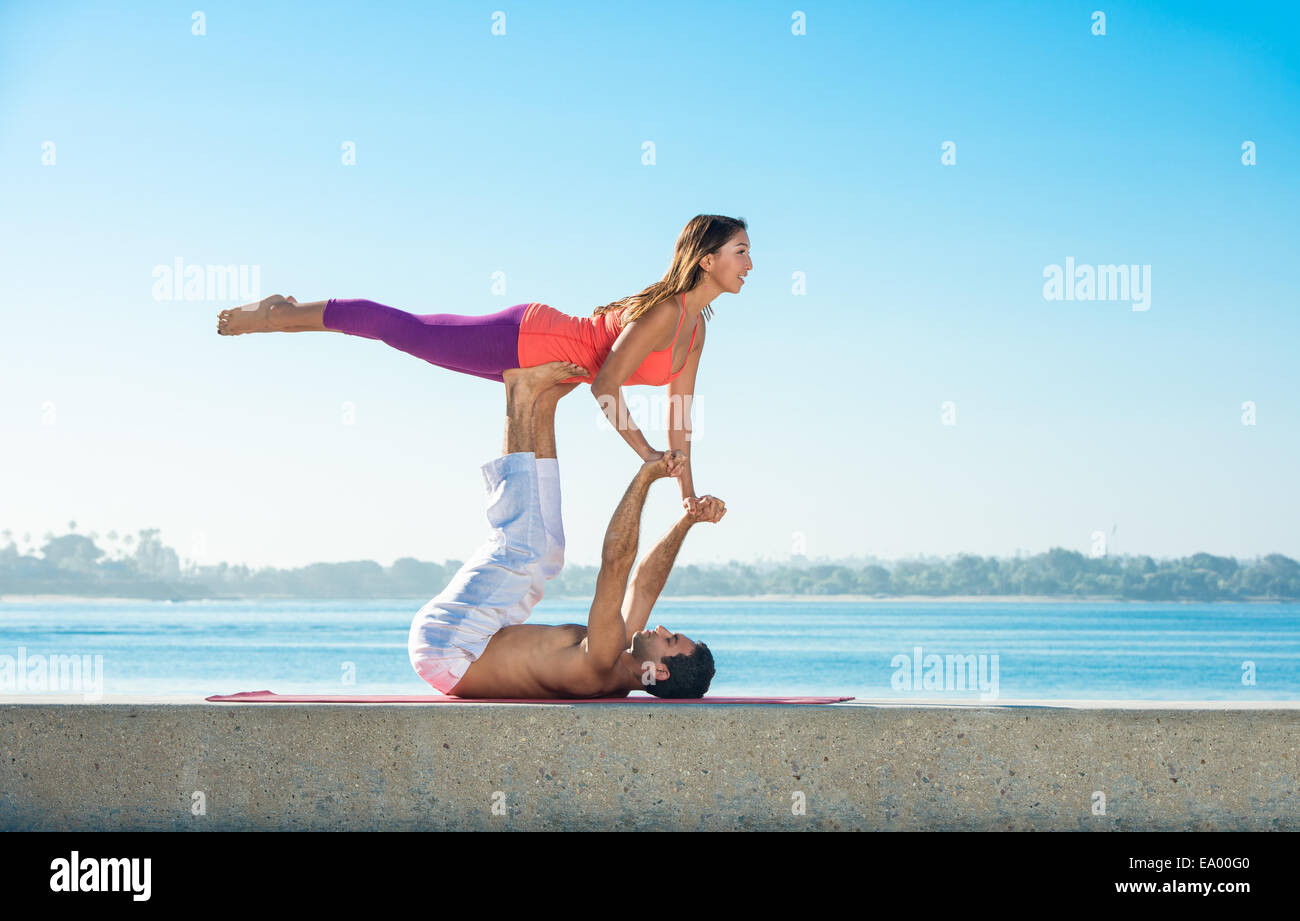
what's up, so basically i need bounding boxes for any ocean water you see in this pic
[0,598,1296,700]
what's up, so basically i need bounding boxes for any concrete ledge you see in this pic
[1,703,1296,831]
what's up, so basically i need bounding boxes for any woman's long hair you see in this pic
[593,214,747,323]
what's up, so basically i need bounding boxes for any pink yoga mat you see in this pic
[206,689,854,705]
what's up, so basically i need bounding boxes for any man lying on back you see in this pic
[408,360,724,698]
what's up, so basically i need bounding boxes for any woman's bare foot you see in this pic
[503,362,588,404]
[217,295,318,335]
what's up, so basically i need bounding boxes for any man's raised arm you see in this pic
[585,451,686,668]
[621,496,726,645]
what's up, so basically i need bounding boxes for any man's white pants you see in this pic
[408,452,564,693]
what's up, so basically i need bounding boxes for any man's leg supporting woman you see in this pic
[406,361,586,693]
[532,379,578,581]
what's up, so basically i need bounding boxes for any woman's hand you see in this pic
[683,494,725,520]
[640,450,687,482]
[684,494,726,523]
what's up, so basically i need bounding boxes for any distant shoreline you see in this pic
[1,592,1293,605]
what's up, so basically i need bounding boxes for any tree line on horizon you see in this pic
[1,525,1298,602]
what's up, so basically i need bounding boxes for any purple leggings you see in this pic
[322,298,527,382]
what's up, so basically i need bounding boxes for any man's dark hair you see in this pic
[645,642,715,699]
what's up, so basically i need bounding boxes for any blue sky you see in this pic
[1,0,1297,569]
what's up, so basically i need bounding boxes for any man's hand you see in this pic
[683,495,726,521]
[640,449,687,482]
[685,494,726,524]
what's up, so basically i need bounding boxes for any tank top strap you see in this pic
[664,292,699,383]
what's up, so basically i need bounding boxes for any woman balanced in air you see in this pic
[216,214,750,516]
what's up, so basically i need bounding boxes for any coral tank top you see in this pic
[516,292,698,386]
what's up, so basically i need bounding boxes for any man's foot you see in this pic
[217,295,303,335]
[503,362,588,405]
[535,380,582,409]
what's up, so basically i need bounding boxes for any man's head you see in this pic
[632,625,715,698]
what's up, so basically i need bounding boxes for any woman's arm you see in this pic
[590,304,677,461]
[666,318,706,504]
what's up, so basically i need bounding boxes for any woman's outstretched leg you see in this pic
[217,296,532,382]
